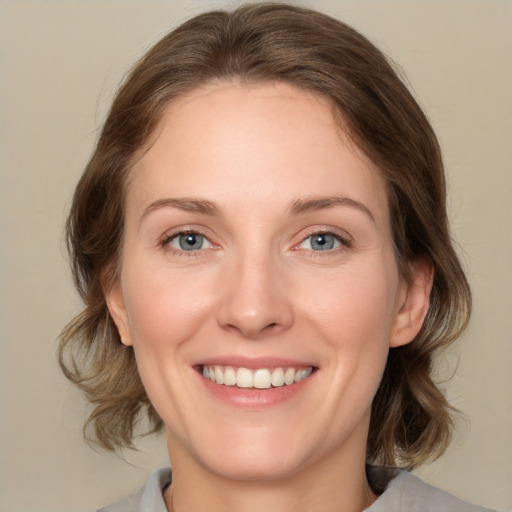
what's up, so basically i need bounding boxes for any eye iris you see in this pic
[311,234,335,250]
[179,233,203,250]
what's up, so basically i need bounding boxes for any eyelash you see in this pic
[159,228,352,257]
[160,229,213,256]
[295,229,352,253]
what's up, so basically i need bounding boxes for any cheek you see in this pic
[296,263,398,392]
[299,264,397,342]
[122,263,216,350]
[119,264,219,424]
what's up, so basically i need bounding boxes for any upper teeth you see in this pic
[202,365,313,389]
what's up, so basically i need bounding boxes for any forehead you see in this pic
[127,81,389,226]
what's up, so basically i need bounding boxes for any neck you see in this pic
[164,432,377,512]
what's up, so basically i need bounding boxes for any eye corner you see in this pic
[159,228,218,255]
[295,229,352,253]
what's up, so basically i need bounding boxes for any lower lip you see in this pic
[198,370,316,408]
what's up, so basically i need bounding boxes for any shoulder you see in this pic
[366,466,497,512]
[97,465,496,512]
[97,467,171,512]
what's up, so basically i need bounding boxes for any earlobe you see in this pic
[390,258,434,348]
[104,276,133,347]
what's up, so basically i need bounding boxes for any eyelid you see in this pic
[293,226,353,251]
[168,232,212,251]
[159,226,219,253]
[158,225,352,254]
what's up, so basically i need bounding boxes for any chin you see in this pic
[201,448,310,483]
[168,421,317,483]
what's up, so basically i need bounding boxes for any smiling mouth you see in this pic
[200,365,315,389]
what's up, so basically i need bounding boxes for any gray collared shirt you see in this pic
[98,466,496,512]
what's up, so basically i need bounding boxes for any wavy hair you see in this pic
[59,2,471,466]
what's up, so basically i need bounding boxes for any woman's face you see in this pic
[107,82,428,481]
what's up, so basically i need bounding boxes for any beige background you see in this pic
[0,1,510,511]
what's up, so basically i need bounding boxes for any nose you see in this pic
[216,253,294,339]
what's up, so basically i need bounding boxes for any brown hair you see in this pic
[59,2,471,467]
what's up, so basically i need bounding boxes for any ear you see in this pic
[390,258,434,348]
[104,275,133,347]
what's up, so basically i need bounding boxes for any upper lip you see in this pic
[194,356,317,370]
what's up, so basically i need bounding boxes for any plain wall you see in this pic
[0,1,510,511]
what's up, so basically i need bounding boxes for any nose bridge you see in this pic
[216,243,293,338]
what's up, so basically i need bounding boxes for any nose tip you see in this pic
[223,310,282,338]
[216,262,293,339]
[220,306,291,339]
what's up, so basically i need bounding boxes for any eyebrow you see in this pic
[141,194,375,223]
[142,197,220,219]
[288,195,375,223]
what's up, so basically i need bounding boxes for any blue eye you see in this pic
[300,233,342,251]
[168,232,211,251]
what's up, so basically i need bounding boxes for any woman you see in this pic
[59,3,495,511]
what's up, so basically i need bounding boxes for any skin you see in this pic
[106,82,432,512]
